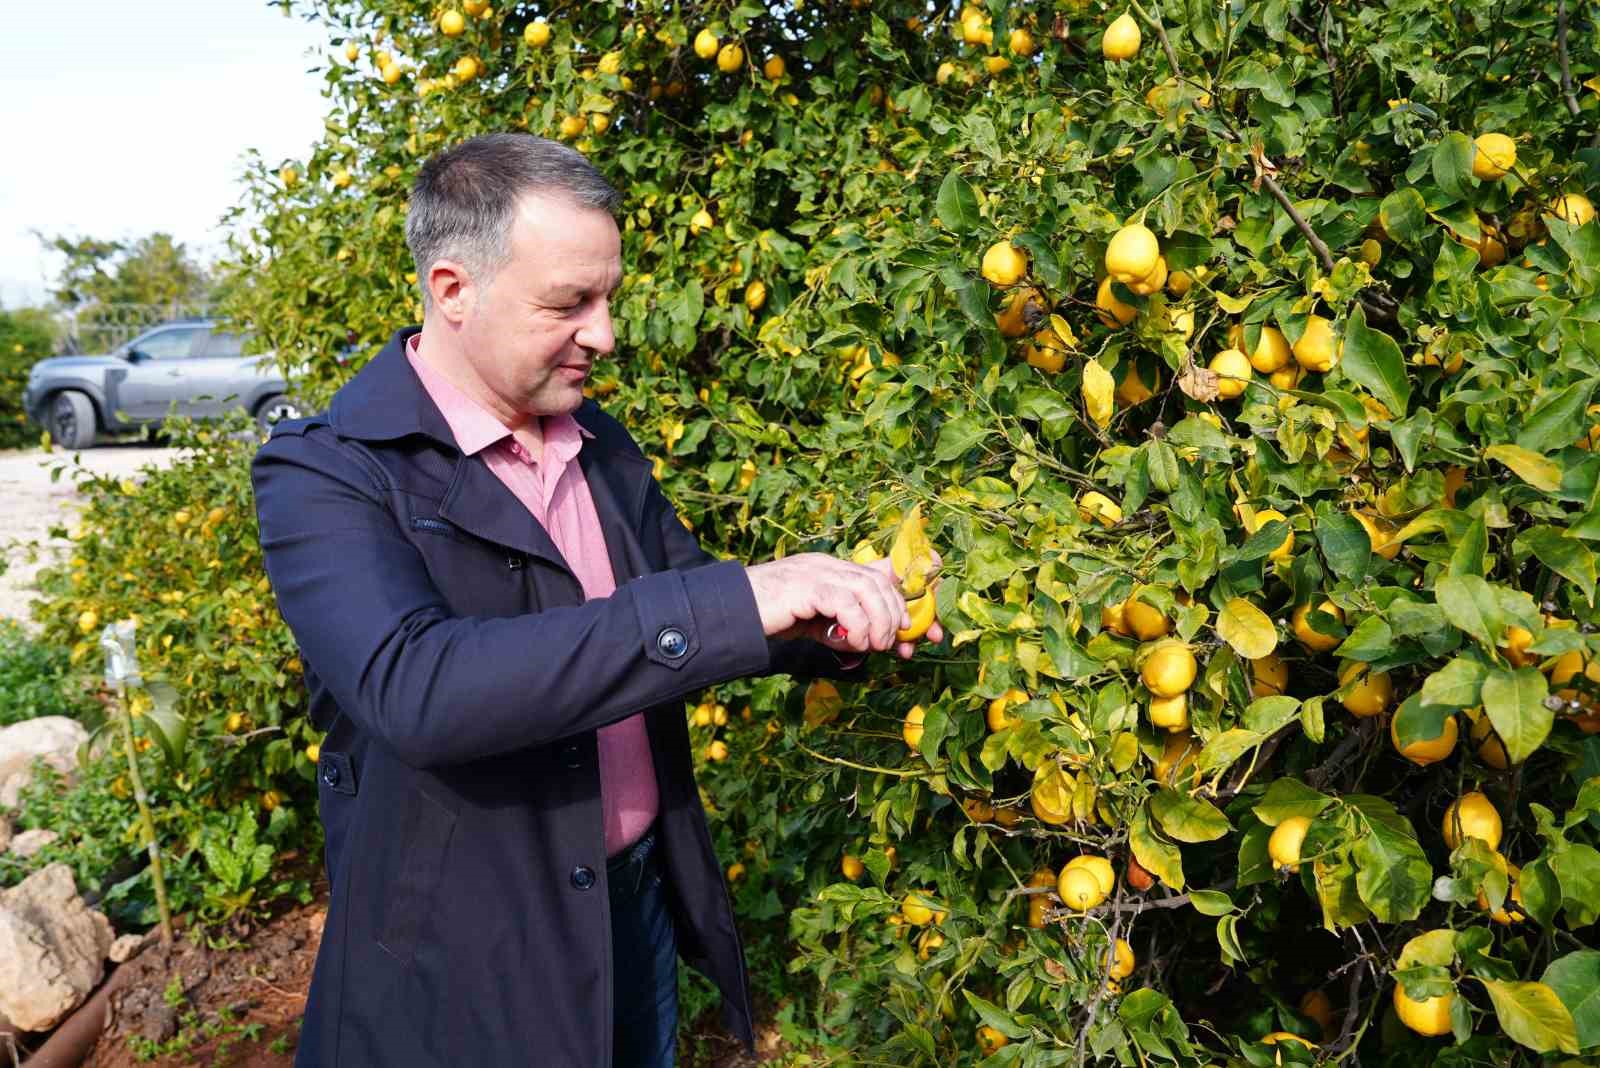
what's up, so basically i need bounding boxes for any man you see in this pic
[251,133,940,1067]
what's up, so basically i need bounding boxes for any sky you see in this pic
[0,1,333,309]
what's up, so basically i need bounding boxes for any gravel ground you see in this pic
[0,443,180,631]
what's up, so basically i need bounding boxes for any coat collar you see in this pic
[330,327,651,584]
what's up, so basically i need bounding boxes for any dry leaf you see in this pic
[1177,360,1221,403]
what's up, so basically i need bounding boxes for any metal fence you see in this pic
[61,302,214,355]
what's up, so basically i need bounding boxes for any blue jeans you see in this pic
[609,828,678,1067]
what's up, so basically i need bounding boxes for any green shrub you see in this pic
[0,308,58,450]
[0,619,100,728]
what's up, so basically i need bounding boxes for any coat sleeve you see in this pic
[251,425,773,768]
[643,473,869,683]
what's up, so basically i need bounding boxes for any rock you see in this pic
[139,1002,178,1043]
[8,829,59,858]
[0,812,10,853]
[108,933,146,964]
[0,717,89,809]
[0,863,113,1032]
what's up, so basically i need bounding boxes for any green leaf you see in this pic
[1352,807,1433,922]
[1478,979,1580,1055]
[1315,508,1371,580]
[1216,597,1277,659]
[1340,304,1411,416]
[935,170,979,234]
[1196,728,1267,775]
[1435,574,1504,648]
[1517,527,1598,606]
[1518,382,1595,455]
[934,414,989,461]
[1379,187,1427,242]
[1542,951,1600,1051]
[1421,657,1489,707]
[1151,788,1231,843]
[139,681,189,766]
[1448,516,1490,578]
[1189,889,1235,916]
[1335,614,1393,661]
[1550,844,1600,927]
[1130,805,1185,890]
[1253,778,1334,825]
[1243,695,1301,734]
[1432,131,1477,199]
[1485,444,1564,492]
[1481,666,1554,765]
[1398,928,1458,968]
[961,991,1029,1039]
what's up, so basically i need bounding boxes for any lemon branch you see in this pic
[1556,0,1582,119]
[791,737,925,777]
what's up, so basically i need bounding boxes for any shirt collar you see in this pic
[405,332,594,458]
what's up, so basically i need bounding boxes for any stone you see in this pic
[0,812,10,853]
[0,717,89,809]
[0,863,113,1032]
[8,829,59,858]
[108,933,146,964]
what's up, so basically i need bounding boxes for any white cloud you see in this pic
[0,0,332,308]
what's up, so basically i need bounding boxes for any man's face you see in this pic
[454,193,622,419]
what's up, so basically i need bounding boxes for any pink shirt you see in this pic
[406,334,659,857]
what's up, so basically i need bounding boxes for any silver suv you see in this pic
[21,319,297,449]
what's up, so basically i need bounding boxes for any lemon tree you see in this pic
[33,0,1600,1061]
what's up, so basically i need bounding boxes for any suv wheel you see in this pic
[50,391,97,450]
[255,394,301,433]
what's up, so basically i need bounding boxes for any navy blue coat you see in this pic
[251,327,854,1066]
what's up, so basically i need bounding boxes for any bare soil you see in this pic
[86,904,321,1068]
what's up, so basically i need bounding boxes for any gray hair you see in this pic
[405,133,622,309]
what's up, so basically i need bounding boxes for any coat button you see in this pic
[559,743,582,768]
[571,866,596,891]
[319,760,340,787]
[656,627,688,659]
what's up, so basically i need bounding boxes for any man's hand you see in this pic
[744,553,943,660]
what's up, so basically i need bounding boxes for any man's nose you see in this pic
[576,302,615,355]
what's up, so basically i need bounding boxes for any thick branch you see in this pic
[1557,0,1582,118]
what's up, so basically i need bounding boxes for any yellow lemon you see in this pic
[693,28,720,59]
[1391,711,1457,765]
[1469,710,1510,769]
[1057,865,1108,910]
[1096,276,1139,328]
[1394,986,1454,1037]
[982,241,1028,286]
[977,1025,1009,1054]
[440,9,465,36]
[763,55,785,80]
[1443,791,1502,851]
[1105,224,1161,284]
[1167,269,1193,297]
[1122,593,1169,640]
[841,854,864,880]
[902,891,944,925]
[987,688,1027,732]
[1247,326,1292,373]
[1106,937,1135,979]
[1141,642,1197,698]
[744,280,767,311]
[1209,348,1253,399]
[1078,491,1123,527]
[524,19,550,47]
[706,740,729,761]
[903,705,926,749]
[1353,511,1400,560]
[1339,661,1392,717]
[1293,600,1344,653]
[1551,193,1595,227]
[1249,507,1294,561]
[716,43,744,72]
[1149,692,1189,731]
[1293,315,1340,372]
[1102,11,1141,60]
[1252,653,1288,698]
[1064,854,1115,897]
[1268,815,1312,872]
[1008,27,1035,56]
[1471,132,1516,180]
[1128,255,1168,296]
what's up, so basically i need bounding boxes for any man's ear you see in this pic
[427,259,475,322]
